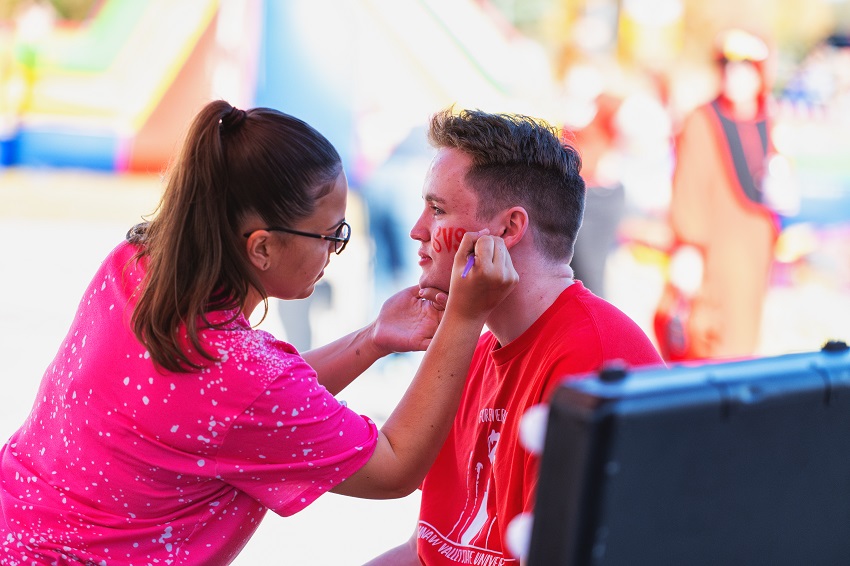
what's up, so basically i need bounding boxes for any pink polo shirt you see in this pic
[0,241,378,565]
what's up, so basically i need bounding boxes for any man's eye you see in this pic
[430,205,444,215]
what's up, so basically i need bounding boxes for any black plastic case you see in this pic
[528,341,850,566]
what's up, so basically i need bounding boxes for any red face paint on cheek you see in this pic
[432,226,468,254]
[441,228,453,252]
[453,228,465,253]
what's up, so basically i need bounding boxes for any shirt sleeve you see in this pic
[213,360,379,517]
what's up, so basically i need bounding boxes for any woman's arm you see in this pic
[303,286,444,396]
[331,231,517,499]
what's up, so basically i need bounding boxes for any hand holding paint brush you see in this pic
[443,229,518,321]
[461,254,475,278]
[460,228,487,280]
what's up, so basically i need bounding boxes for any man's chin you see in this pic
[418,275,449,295]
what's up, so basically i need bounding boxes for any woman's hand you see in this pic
[371,231,517,356]
[444,230,518,321]
[371,286,444,355]
[417,287,447,311]
[417,232,517,317]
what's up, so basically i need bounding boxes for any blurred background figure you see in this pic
[361,125,435,311]
[655,29,780,361]
[562,62,627,299]
[275,280,332,352]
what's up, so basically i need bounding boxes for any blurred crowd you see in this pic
[356,25,850,362]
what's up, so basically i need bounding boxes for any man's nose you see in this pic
[410,215,430,241]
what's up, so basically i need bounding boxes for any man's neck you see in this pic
[485,264,574,346]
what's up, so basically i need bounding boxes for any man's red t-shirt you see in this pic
[417,281,663,564]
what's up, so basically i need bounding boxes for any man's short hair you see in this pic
[427,108,585,262]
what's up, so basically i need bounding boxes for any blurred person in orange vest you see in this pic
[655,29,780,361]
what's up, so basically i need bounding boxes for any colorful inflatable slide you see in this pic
[1,0,253,172]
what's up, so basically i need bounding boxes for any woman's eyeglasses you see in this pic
[243,221,351,255]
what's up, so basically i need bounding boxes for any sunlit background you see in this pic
[1,0,848,563]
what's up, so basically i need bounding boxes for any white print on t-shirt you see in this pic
[450,416,501,543]
[418,522,512,565]
[479,408,508,423]
[418,406,518,563]
[458,429,499,545]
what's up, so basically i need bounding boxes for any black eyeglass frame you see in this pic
[243,220,351,254]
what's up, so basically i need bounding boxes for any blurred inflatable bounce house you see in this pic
[0,0,259,172]
[0,0,554,179]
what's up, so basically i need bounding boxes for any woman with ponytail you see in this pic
[0,100,518,564]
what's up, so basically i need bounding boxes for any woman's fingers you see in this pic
[447,232,517,318]
[418,288,447,311]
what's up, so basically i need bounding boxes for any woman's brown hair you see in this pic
[128,100,342,373]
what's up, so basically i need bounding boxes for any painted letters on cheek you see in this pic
[432,226,467,254]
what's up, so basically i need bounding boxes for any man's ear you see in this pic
[498,206,529,249]
[245,231,273,271]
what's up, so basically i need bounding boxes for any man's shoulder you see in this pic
[556,286,662,363]
[569,286,641,324]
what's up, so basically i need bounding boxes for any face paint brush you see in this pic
[461,254,475,278]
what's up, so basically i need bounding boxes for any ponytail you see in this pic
[130,100,342,373]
